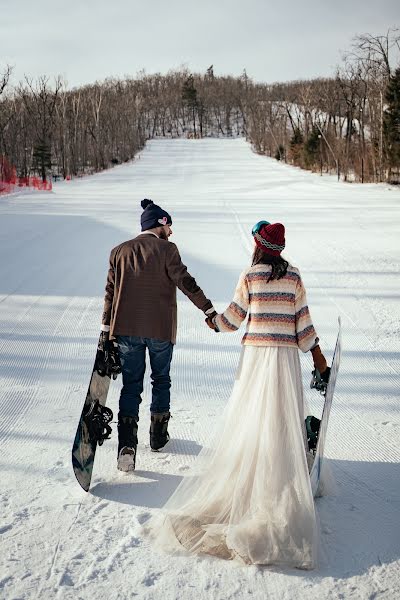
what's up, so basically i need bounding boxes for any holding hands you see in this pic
[205,309,219,332]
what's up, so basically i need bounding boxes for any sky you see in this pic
[1,0,399,88]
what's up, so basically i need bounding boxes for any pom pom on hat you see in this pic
[253,223,285,256]
[141,198,154,210]
[140,198,172,231]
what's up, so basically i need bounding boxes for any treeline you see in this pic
[0,28,399,185]
[249,28,400,183]
[0,66,247,183]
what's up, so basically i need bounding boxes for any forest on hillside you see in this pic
[0,27,399,188]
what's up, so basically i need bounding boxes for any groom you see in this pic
[100,199,216,472]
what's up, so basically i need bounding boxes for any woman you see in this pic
[143,222,330,569]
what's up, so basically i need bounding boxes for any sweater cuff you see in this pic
[205,306,216,316]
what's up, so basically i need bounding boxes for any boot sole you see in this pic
[117,456,136,471]
[117,449,136,472]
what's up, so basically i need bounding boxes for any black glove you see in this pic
[96,331,122,380]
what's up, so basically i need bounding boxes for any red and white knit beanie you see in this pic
[253,223,285,256]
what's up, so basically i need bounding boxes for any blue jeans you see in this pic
[116,336,174,419]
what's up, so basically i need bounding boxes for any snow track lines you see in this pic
[1,139,400,599]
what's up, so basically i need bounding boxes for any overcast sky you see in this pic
[1,0,399,88]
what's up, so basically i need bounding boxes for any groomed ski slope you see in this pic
[1,138,400,600]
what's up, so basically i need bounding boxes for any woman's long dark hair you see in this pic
[251,247,289,282]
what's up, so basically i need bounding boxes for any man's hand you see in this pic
[97,331,122,379]
[205,316,217,330]
[204,309,219,332]
[98,330,110,353]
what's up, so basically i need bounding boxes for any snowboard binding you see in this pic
[83,399,113,446]
[310,367,331,396]
[305,415,321,451]
[308,367,330,453]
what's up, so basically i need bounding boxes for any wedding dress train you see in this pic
[143,346,318,569]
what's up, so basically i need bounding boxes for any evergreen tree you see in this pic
[303,126,321,168]
[206,65,214,80]
[289,128,304,165]
[384,66,400,174]
[182,75,198,137]
[275,144,285,161]
[32,140,52,182]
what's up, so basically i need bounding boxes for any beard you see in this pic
[158,227,169,240]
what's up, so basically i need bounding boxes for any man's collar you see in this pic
[138,230,159,238]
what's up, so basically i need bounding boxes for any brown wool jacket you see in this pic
[102,233,213,344]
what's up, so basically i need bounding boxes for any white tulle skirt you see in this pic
[143,346,318,569]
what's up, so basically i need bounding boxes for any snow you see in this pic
[1,138,400,599]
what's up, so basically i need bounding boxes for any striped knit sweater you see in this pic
[214,264,318,352]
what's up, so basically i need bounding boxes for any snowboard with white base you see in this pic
[310,318,342,497]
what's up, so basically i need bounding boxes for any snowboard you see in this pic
[309,317,342,497]
[72,336,114,492]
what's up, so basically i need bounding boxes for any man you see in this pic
[100,198,216,472]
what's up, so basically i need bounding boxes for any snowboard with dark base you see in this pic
[72,338,114,492]
[309,317,342,497]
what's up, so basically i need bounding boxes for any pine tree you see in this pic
[275,144,285,161]
[182,76,198,137]
[303,126,321,169]
[32,140,52,182]
[384,67,400,177]
[289,128,304,165]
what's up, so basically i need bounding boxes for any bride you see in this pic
[143,221,331,569]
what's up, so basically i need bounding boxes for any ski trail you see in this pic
[0,295,98,451]
[1,138,400,599]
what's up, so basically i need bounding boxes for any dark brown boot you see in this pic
[150,412,170,451]
[117,415,138,471]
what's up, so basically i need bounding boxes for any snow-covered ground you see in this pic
[1,138,400,599]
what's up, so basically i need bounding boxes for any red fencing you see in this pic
[0,156,52,195]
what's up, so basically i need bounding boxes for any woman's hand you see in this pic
[205,311,219,331]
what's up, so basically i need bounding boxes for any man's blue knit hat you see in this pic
[140,199,172,231]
